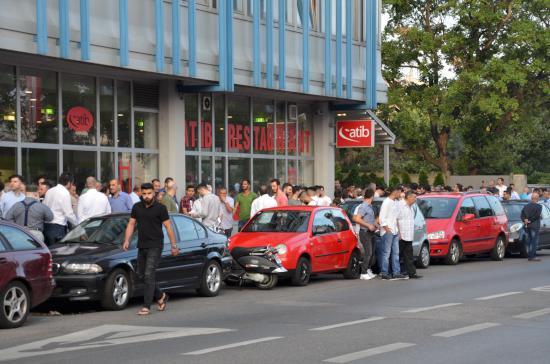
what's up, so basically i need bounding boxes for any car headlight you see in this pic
[509,223,523,233]
[427,231,446,240]
[64,263,103,274]
[276,244,288,255]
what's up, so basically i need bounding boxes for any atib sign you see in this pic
[67,106,94,132]
[336,119,375,148]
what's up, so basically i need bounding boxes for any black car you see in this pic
[49,213,232,310]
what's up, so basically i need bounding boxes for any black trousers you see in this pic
[359,230,375,273]
[399,240,416,276]
[224,228,233,238]
[137,247,163,309]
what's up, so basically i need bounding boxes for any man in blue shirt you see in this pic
[108,179,133,213]
[0,175,26,218]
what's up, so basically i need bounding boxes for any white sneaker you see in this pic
[360,274,373,280]
[367,269,377,279]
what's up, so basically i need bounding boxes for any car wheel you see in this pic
[101,269,131,311]
[416,243,430,269]
[0,281,30,329]
[491,236,506,261]
[445,240,461,265]
[197,260,222,297]
[519,238,529,258]
[343,250,361,279]
[291,257,311,286]
[255,274,278,290]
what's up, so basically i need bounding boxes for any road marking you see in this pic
[474,291,523,300]
[0,325,232,362]
[183,336,284,355]
[403,303,462,313]
[433,322,500,338]
[514,308,550,319]
[324,343,416,363]
[309,317,386,331]
[532,285,550,292]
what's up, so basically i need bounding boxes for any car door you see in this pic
[456,198,481,253]
[329,209,354,269]
[540,206,550,247]
[310,210,338,272]
[156,224,186,288]
[472,196,495,251]
[171,215,207,286]
[0,239,15,290]
[413,204,426,252]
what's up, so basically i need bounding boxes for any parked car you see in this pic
[417,193,509,265]
[340,198,431,269]
[501,200,550,257]
[0,221,54,329]
[228,206,362,286]
[49,213,232,310]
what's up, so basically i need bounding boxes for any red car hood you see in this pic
[229,232,308,250]
[424,218,451,233]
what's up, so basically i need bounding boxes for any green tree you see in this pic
[390,174,401,187]
[401,172,412,184]
[418,170,429,186]
[433,172,445,187]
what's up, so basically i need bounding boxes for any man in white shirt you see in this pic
[217,187,234,237]
[379,187,408,280]
[190,183,221,228]
[43,173,78,246]
[0,175,26,218]
[397,191,421,279]
[250,185,277,217]
[316,185,332,207]
[299,191,318,206]
[130,185,142,205]
[495,177,507,198]
[77,177,111,223]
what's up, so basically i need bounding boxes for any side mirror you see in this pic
[462,213,475,222]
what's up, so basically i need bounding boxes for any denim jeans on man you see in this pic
[380,233,400,275]
[43,223,67,246]
[525,228,540,259]
[137,247,163,309]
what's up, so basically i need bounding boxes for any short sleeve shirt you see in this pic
[131,201,170,249]
[356,202,375,230]
[236,192,258,221]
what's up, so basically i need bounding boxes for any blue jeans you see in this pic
[43,223,67,246]
[380,233,400,275]
[525,228,540,259]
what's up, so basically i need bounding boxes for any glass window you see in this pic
[172,215,199,241]
[227,95,251,153]
[542,206,550,220]
[19,67,58,143]
[503,203,523,221]
[276,159,286,181]
[185,94,198,151]
[473,196,494,218]
[243,211,311,233]
[214,156,226,190]
[0,147,17,184]
[288,159,297,185]
[313,210,337,234]
[194,221,207,238]
[185,155,199,186]
[253,99,274,155]
[298,105,313,157]
[201,156,213,185]
[117,81,131,147]
[201,94,213,151]
[487,195,505,216]
[101,152,115,184]
[63,150,97,194]
[275,101,286,155]
[459,198,477,217]
[0,226,40,250]
[99,79,114,146]
[214,94,225,152]
[253,158,274,192]
[62,73,96,145]
[416,197,459,219]
[299,159,314,186]
[287,105,297,156]
[134,111,158,149]
[228,157,250,194]
[331,209,350,232]
[118,152,132,193]
[0,64,16,141]
[22,148,58,188]
[62,217,129,245]
[0,241,6,252]
[135,153,159,189]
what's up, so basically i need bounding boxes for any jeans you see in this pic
[43,223,67,246]
[399,240,416,276]
[359,230,375,273]
[525,228,540,259]
[137,247,163,309]
[380,233,400,275]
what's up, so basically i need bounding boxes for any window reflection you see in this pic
[0,65,16,141]
[62,73,96,145]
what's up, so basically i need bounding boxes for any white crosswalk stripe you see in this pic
[474,291,523,300]
[433,322,500,338]
[309,317,386,331]
[404,303,462,313]
[514,308,550,319]
[324,343,416,363]
[182,336,284,355]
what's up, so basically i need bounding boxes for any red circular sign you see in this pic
[67,107,94,132]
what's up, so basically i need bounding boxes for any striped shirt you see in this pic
[397,200,415,242]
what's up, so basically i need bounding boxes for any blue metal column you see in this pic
[225,0,234,91]
[155,0,165,72]
[119,0,129,67]
[346,0,352,98]
[336,0,342,97]
[188,0,196,76]
[218,0,227,90]
[36,0,48,55]
[266,0,274,88]
[253,0,261,87]
[324,0,332,95]
[278,0,285,90]
[172,0,181,74]
[366,0,378,108]
[301,0,309,93]
[80,0,90,60]
[59,0,69,58]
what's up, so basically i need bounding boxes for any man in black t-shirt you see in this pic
[521,192,543,262]
[123,183,178,316]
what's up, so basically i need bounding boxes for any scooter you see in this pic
[225,246,287,290]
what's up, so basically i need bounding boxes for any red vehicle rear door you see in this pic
[311,210,339,271]
[456,197,481,253]
[472,196,497,251]
[330,209,355,269]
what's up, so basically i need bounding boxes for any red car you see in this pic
[229,206,362,286]
[0,222,54,329]
[417,193,509,265]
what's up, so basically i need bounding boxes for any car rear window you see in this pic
[243,211,311,233]
[61,217,129,245]
[502,203,525,221]
[486,195,506,216]
[417,197,459,219]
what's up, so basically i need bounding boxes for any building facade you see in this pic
[0,0,390,196]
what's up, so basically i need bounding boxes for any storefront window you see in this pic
[19,68,58,143]
[214,156,226,190]
[117,81,131,147]
[276,159,286,181]
[0,65,17,141]
[185,94,198,151]
[252,158,274,192]
[200,94,213,152]
[0,147,17,183]
[101,152,115,183]
[253,99,274,155]
[299,159,314,186]
[214,94,225,152]
[99,79,114,146]
[287,104,298,156]
[201,156,213,185]
[135,111,158,149]
[276,101,286,155]
[228,157,250,193]
[185,155,198,186]
[298,105,313,157]
[22,148,58,188]
[118,152,132,193]
[135,153,159,190]
[288,159,298,185]
[227,96,251,154]
[63,150,97,193]
[62,73,96,145]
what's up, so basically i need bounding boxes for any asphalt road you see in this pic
[2,251,550,364]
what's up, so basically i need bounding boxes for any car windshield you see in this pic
[417,198,458,219]
[503,203,524,221]
[61,217,130,245]
[243,211,311,233]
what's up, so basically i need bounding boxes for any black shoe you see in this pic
[409,274,423,279]
[379,273,391,280]
[390,273,409,280]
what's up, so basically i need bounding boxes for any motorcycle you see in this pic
[225,246,287,290]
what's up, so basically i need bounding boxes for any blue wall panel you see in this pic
[172,0,181,74]
[188,0,197,77]
[80,0,90,60]
[119,0,129,67]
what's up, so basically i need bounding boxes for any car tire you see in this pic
[197,260,222,297]
[445,240,461,265]
[416,243,430,269]
[343,250,361,279]
[490,236,506,261]
[291,257,311,286]
[519,238,529,258]
[255,274,278,290]
[101,268,131,311]
[0,281,30,329]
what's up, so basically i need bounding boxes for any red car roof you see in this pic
[259,205,334,212]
